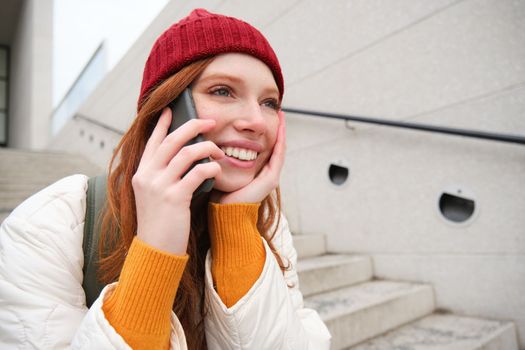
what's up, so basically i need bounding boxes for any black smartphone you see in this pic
[168,88,215,195]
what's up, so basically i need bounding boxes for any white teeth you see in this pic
[221,146,258,161]
[239,149,247,159]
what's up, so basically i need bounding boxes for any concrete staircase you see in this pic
[294,234,519,349]
[0,148,103,223]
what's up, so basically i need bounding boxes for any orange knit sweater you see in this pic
[102,203,265,349]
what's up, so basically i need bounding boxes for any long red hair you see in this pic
[98,58,288,349]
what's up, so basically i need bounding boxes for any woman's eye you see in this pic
[262,98,280,110]
[211,87,231,97]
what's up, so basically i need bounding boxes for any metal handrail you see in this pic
[73,107,525,146]
[74,114,124,136]
[282,107,525,145]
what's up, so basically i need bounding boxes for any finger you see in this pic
[278,111,287,152]
[178,162,221,194]
[141,108,171,164]
[154,118,217,166]
[248,112,285,191]
[268,111,287,170]
[164,141,225,180]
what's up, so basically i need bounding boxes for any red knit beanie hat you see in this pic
[138,8,284,108]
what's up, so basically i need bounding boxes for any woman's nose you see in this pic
[233,102,266,135]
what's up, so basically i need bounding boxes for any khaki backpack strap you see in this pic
[82,175,108,308]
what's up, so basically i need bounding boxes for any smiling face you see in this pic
[191,53,281,193]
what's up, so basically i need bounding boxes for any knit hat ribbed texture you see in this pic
[138,8,283,108]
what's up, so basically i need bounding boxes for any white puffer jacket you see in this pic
[0,175,331,349]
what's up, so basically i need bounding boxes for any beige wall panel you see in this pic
[214,0,302,29]
[265,0,460,86]
[282,74,525,252]
[48,117,121,170]
[282,0,525,120]
[283,125,525,254]
[407,84,525,134]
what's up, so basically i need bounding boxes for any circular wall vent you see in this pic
[438,186,476,224]
[328,162,349,186]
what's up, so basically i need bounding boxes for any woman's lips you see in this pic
[218,139,264,153]
[221,154,257,169]
[215,139,263,169]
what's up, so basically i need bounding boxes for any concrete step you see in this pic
[292,233,327,259]
[0,149,103,211]
[0,211,9,225]
[1,191,67,210]
[0,149,102,171]
[0,148,90,160]
[349,313,519,350]
[297,254,373,297]
[1,166,101,178]
[1,195,36,211]
[1,160,98,169]
[0,182,63,191]
[0,155,95,163]
[0,185,54,195]
[0,171,96,184]
[1,163,91,169]
[1,167,99,177]
[1,158,93,166]
[305,280,435,350]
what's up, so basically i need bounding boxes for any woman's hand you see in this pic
[132,108,225,255]
[213,111,286,204]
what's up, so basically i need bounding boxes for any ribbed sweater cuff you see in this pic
[208,202,266,268]
[102,237,188,335]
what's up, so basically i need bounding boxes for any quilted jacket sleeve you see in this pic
[203,212,331,349]
[0,175,187,349]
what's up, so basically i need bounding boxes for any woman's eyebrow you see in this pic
[198,73,244,85]
[261,86,280,99]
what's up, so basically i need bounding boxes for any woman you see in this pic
[0,9,331,349]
